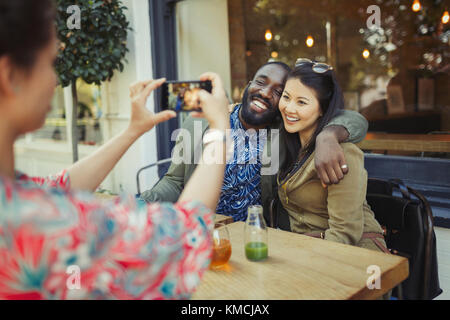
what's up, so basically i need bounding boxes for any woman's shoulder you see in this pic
[340,142,364,159]
[337,143,366,178]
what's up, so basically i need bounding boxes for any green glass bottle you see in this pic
[244,205,268,261]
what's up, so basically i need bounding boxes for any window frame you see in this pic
[18,84,103,156]
[148,0,183,177]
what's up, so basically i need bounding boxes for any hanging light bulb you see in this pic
[442,11,449,24]
[306,35,314,48]
[362,49,370,59]
[271,51,279,58]
[412,0,421,12]
[265,29,273,42]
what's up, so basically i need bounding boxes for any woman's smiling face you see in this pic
[278,78,323,138]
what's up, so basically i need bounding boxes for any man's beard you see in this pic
[240,87,280,127]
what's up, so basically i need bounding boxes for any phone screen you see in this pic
[161,80,212,112]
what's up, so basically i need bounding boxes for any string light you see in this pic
[271,51,278,58]
[265,29,273,42]
[306,36,314,48]
[362,49,370,59]
[412,0,421,12]
[442,11,449,24]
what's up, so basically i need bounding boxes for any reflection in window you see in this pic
[32,79,104,146]
[228,0,449,130]
[32,86,67,142]
[75,80,103,146]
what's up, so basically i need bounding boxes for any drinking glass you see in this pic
[210,223,232,269]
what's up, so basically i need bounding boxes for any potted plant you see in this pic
[55,0,131,162]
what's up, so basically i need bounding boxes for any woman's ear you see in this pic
[0,56,16,97]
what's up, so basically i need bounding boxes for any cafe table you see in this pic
[192,222,409,300]
[214,213,234,226]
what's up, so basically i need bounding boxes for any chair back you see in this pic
[135,158,172,196]
[367,178,442,300]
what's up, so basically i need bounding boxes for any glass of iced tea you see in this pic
[210,223,232,269]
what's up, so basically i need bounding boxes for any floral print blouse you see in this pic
[0,171,213,299]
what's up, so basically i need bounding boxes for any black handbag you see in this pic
[366,178,442,300]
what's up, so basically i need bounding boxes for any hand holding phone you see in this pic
[191,72,230,131]
[128,78,176,137]
[161,80,212,112]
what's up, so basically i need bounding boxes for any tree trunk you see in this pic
[71,80,79,163]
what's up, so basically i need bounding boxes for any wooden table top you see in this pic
[214,214,234,226]
[192,222,409,300]
[358,133,450,153]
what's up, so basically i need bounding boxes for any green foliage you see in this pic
[55,0,131,87]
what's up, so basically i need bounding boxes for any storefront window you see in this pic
[32,86,67,142]
[228,0,449,149]
[31,80,103,146]
[74,80,103,146]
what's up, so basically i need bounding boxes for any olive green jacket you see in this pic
[277,142,385,252]
[140,106,369,210]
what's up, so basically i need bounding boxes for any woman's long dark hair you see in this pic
[279,62,345,181]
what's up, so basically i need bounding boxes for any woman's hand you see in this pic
[315,128,348,187]
[191,72,230,131]
[68,78,175,192]
[128,78,176,137]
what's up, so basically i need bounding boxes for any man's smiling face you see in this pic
[241,63,289,127]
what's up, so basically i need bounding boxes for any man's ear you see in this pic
[0,56,19,98]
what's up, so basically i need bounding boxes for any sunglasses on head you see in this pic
[295,58,333,74]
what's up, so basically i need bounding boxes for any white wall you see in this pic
[14,0,159,195]
[176,0,232,95]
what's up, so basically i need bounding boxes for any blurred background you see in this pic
[228,0,449,134]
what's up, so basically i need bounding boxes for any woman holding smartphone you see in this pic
[0,0,229,299]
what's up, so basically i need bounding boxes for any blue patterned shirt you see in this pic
[215,105,267,221]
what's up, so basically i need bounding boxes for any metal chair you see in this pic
[135,158,172,197]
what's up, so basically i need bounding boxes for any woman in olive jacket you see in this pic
[276,59,388,254]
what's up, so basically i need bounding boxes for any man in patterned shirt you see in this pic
[141,62,368,222]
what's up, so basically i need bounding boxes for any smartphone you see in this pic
[160,80,212,112]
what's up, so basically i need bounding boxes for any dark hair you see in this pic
[279,62,345,180]
[0,0,56,69]
[260,61,291,74]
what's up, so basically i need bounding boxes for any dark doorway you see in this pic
[148,0,183,177]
